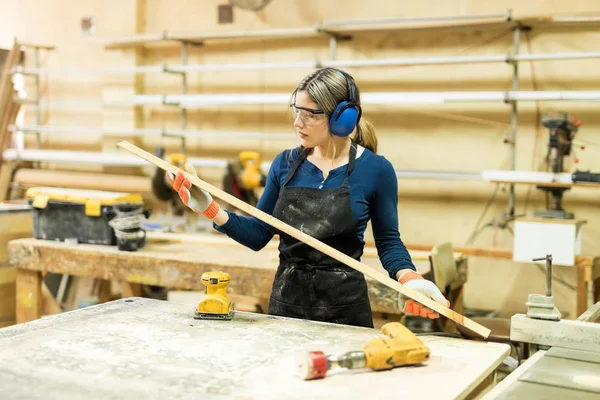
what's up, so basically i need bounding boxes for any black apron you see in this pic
[268,142,373,328]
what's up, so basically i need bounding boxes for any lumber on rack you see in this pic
[0,43,21,163]
[117,140,491,339]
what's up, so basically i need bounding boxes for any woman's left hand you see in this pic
[396,270,450,319]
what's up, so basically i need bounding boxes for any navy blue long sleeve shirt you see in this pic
[213,146,416,280]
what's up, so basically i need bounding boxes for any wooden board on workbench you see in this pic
[0,298,510,400]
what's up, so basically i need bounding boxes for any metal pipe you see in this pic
[329,36,337,61]
[16,91,600,110]
[2,148,229,168]
[509,27,520,217]
[165,129,293,140]
[34,47,41,149]
[16,65,165,75]
[3,148,489,180]
[180,42,188,130]
[394,170,482,180]
[14,51,600,76]
[8,124,162,136]
[9,124,296,141]
[515,51,600,61]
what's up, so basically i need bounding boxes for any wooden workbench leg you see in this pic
[121,282,142,298]
[576,266,587,317]
[16,268,42,324]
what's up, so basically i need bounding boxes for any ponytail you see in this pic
[356,118,377,153]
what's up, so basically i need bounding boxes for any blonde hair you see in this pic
[291,68,378,155]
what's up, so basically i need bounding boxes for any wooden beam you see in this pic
[577,301,600,322]
[16,268,42,323]
[117,140,491,339]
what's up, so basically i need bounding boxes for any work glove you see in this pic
[165,163,221,220]
[397,270,450,319]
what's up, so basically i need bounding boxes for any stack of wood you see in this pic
[0,43,21,164]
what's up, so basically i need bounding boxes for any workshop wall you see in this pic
[2,0,600,318]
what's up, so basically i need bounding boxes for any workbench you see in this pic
[0,297,510,400]
[8,235,445,324]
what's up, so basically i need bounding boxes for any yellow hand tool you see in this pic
[194,271,235,321]
[238,151,266,190]
[297,322,430,380]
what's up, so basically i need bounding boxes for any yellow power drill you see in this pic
[194,271,235,321]
[297,322,430,380]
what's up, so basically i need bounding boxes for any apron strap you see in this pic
[282,147,311,187]
[283,141,357,188]
[342,140,358,186]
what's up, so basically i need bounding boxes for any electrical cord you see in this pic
[465,183,500,245]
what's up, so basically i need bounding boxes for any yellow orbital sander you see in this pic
[195,271,235,321]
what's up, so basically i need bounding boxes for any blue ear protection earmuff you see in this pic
[329,69,362,137]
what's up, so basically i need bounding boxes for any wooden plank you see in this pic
[0,161,16,201]
[14,42,55,51]
[0,43,21,162]
[117,140,490,338]
[577,301,600,322]
[15,268,42,323]
[577,266,588,316]
[323,16,513,34]
[0,298,510,399]
[510,313,600,352]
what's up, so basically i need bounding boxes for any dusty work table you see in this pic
[0,297,510,400]
[8,235,446,324]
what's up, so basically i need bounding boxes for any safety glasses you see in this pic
[290,104,327,126]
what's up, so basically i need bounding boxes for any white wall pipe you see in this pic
[15,65,165,75]
[165,129,294,140]
[17,91,600,110]
[5,149,583,184]
[172,93,291,108]
[2,148,487,180]
[2,148,231,169]
[9,125,162,136]
[514,51,600,62]
[13,51,600,76]
[9,124,296,141]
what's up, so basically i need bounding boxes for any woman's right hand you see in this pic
[165,163,220,220]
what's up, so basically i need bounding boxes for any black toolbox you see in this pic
[26,187,146,250]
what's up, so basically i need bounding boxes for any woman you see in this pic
[167,67,449,328]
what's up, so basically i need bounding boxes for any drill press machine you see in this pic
[534,111,581,220]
